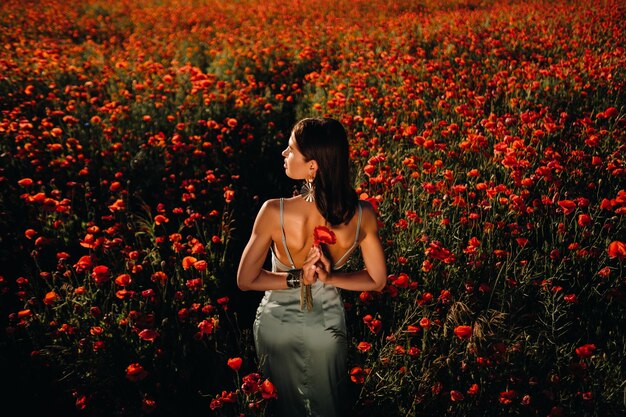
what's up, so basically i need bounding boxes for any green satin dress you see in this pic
[253,199,362,417]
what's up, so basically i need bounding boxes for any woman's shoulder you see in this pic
[258,198,282,213]
[357,198,377,216]
[356,199,379,230]
[252,199,282,231]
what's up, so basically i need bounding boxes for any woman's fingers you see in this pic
[302,250,320,285]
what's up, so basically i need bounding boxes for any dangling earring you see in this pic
[300,177,315,203]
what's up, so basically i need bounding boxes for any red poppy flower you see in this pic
[209,399,222,411]
[18,309,32,319]
[577,214,591,227]
[151,271,168,285]
[18,178,33,187]
[227,357,242,371]
[138,329,159,342]
[356,341,371,352]
[43,291,59,305]
[557,200,576,215]
[241,373,261,394]
[197,318,216,335]
[467,383,479,395]
[408,347,421,357]
[141,396,156,413]
[72,393,89,412]
[607,241,625,260]
[92,265,111,284]
[450,390,464,402]
[74,255,92,273]
[217,296,229,306]
[406,324,421,334]
[499,390,517,404]
[603,107,618,118]
[125,363,148,382]
[220,390,237,403]
[454,325,472,340]
[260,379,278,399]
[154,214,169,225]
[193,260,207,272]
[313,225,336,245]
[575,343,596,358]
[182,256,197,270]
[350,367,366,383]
[115,274,132,287]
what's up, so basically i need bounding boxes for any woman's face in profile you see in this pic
[281,133,310,180]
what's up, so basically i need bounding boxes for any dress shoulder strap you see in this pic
[334,202,363,268]
[354,202,363,243]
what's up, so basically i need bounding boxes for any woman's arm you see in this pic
[237,200,319,291]
[314,201,387,292]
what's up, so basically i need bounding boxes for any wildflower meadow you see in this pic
[0,0,624,416]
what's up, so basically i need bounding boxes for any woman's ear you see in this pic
[309,160,319,178]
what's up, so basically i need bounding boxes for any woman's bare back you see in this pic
[271,196,363,269]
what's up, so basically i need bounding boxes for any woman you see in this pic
[237,117,387,417]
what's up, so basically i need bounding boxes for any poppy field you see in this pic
[0,0,624,416]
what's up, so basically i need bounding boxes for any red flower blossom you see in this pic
[18,178,33,187]
[350,367,366,383]
[575,343,596,358]
[467,383,479,395]
[182,256,197,270]
[151,271,168,285]
[607,241,625,260]
[499,390,517,405]
[408,347,421,357]
[209,399,222,411]
[43,291,59,305]
[138,329,159,342]
[260,379,278,399]
[154,214,169,225]
[313,225,337,245]
[450,390,464,402]
[91,265,111,284]
[357,341,372,352]
[197,318,217,336]
[75,394,87,410]
[186,278,202,291]
[18,309,32,319]
[115,274,132,287]
[220,390,237,403]
[241,373,261,394]
[454,325,472,340]
[363,315,382,334]
[141,395,156,413]
[227,357,242,371]
[407,325,420,334]
[217,296,229,310]
[557,200,576,215]
[125,363,148,382]
[224,189,235,203]
[108,198,126,212]
[193,260,207,272]
[74,255,92,273]
[577,214,591,227]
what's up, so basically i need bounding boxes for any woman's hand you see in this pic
[312,245,332,283]
[301,246,321,285]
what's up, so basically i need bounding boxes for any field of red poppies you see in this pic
[1,0,624,416]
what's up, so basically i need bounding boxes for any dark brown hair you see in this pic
[292,117,358,225]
